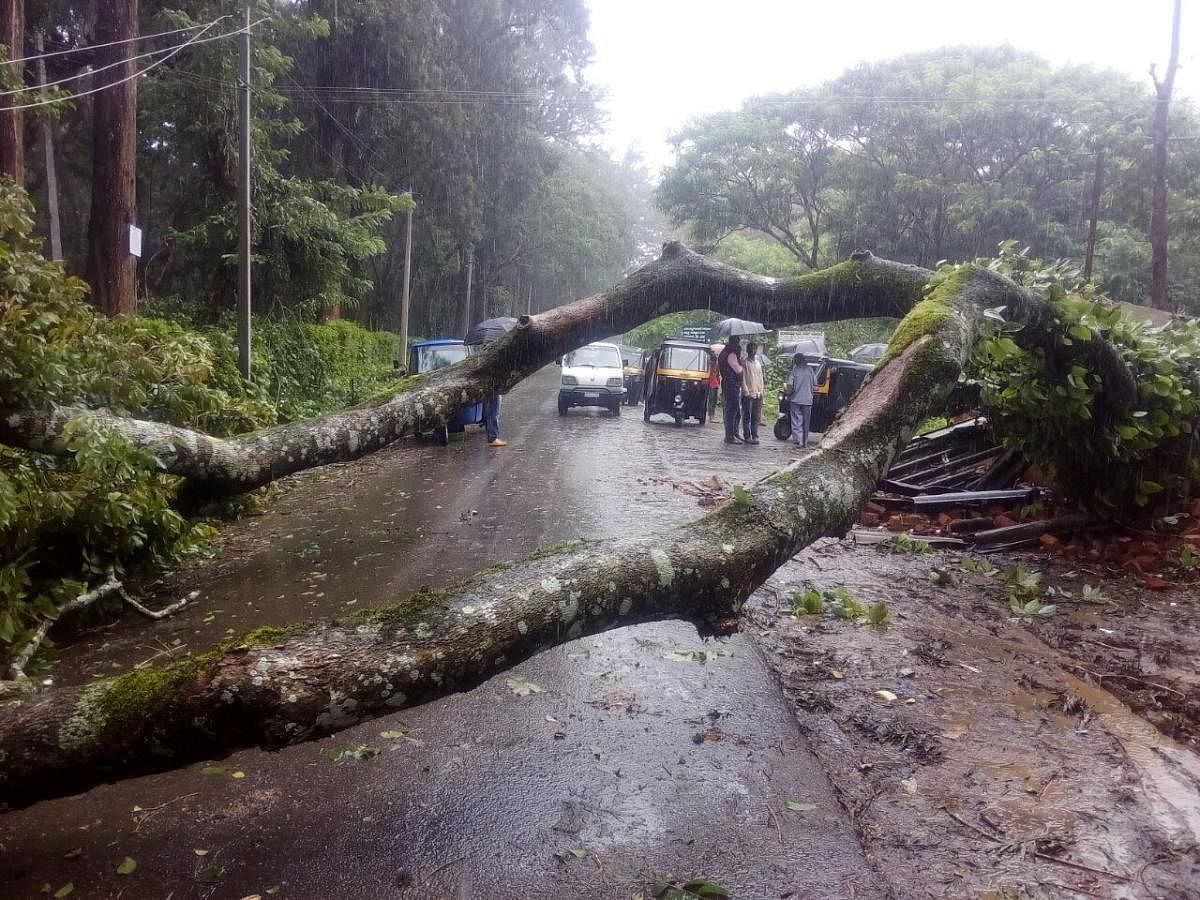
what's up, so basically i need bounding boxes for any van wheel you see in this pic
[611,401,621,417]
[558,398,568,416]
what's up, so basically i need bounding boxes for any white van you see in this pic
[558,342,626,416]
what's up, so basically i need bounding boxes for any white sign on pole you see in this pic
[128,225,143,258]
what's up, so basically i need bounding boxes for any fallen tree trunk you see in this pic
[0,255,1134,811]
[0,247,930,495]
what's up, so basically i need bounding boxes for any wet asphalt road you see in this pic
[1,370,881,899]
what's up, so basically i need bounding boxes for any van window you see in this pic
[412,344,468,373]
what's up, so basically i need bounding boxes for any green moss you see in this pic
[233,622,313,648]
[340,584,458,630]
[361,374,422,408]
[524,539,595,561]
[788,259,862,295]
[878,267,971,365]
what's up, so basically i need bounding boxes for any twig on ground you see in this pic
[5,573,123,682]
[941,806,1130,882]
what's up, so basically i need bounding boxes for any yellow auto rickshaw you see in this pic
[642,339,713,427]
[619,344,646,406]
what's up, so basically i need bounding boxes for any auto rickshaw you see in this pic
[407,338,484,444]
[774,357,874,440]
[642,339,712,427]
[618,344,646,406]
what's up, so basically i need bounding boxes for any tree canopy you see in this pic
[656,46,1200,313]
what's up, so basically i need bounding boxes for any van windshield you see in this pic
[412,344,468,373]
[663,345,709,372]
[564,345,621,368]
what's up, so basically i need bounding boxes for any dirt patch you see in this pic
[745,538,1200,899]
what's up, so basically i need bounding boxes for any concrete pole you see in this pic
[398,195,413,368]
[237,2,252,379]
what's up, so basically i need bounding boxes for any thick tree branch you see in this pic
[0,246,930,494]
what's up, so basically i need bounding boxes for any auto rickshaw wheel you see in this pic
[673,412,684,428]
[643,402,652,422]
[436,424,450,446]
[773,416,791,441]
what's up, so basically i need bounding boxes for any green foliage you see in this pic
[880,533,934,555]
[967,244,1200,509]
[652,876,732,899]
[789,587,824,615]
[0,184,402,663]
[619,310,722,351]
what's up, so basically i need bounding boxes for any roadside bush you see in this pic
[0,181,405,664]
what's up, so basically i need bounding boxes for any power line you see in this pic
[1,16,231,67]
[0,17,243,99]
[0,18,267,112]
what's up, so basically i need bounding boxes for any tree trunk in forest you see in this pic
[85,0,138,317]
[0,248,1138,809]
[0,246,1136,498]
[1083,149,1104,282]
[0,0,23,184]
[1149,0,1182,311]
[34,29,61,261]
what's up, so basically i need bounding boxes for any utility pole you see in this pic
[459,244,474,336]
[1149,0,1182,310]
[0,0,24,184]
[237,2,252,379]
[34,30,61,261]
[398,192,413,369]
[1083,149,1104,281]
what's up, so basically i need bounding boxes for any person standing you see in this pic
[717,336,744,444]
[740,341,764,444]
[707,346,721,422]
[484,393,506,447]
[785,352,816,447]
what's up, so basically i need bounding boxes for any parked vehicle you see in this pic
[619,344,646,406]
[558,342,626,416]
[773,357,873,440]
[408,338,483,444]
[642,338,712,427]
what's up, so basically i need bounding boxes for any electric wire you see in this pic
[0,18,267,112]
[0,17,247,98]
[0,16,231,67]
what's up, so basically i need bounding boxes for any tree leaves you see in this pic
[116,857,138,875]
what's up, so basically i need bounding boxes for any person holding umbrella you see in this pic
[465,317,517,448]
[717,336,744,444]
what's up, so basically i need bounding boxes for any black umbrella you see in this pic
[465,316,518,346]
[706,317,769,341]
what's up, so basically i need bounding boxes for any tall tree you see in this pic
[85,0,138,316]
[0,0,23,183]
[1149,0,1182,310]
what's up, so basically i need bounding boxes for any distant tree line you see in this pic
[0,0,652,334]
[656,47,1200,313]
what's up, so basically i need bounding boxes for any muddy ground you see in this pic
[747,537,1200,899]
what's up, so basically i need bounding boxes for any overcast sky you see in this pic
[585,0,1196,173]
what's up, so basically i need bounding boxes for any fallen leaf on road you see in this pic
[786,801,817,813]
[506,675,544,696]
[196,864,225,884]
[54,883,74,898]
[900,777,917,795]
[874,689,897,702]
[116,857,137,875]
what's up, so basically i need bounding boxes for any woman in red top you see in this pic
[707,348,721,421]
